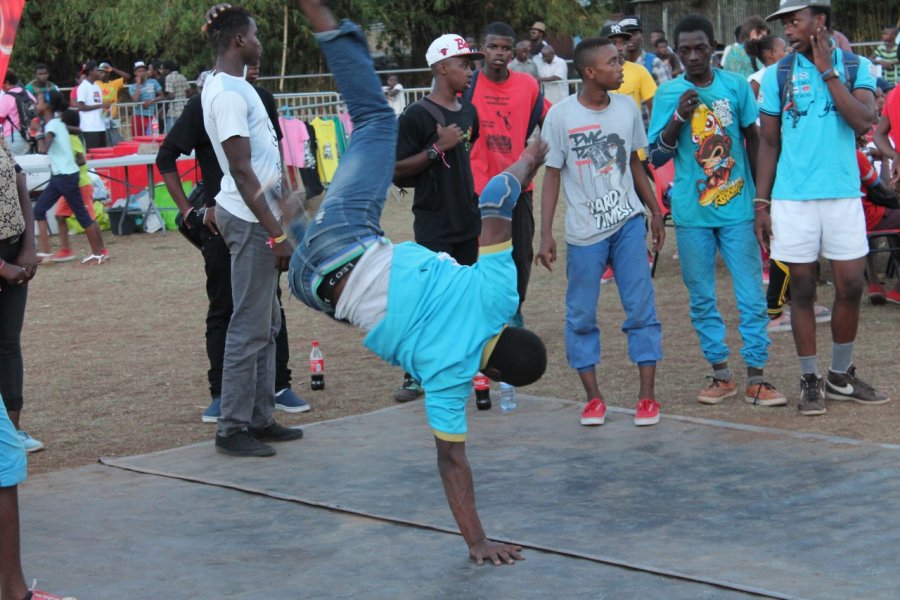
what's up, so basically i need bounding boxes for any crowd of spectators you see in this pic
[0,1,899,594]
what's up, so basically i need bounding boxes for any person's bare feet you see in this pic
[202,3,232,31]
[297,0,338,32]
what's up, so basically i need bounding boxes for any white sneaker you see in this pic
[18,430,45,453]
[767,314,791,332]
[814,304,831,323]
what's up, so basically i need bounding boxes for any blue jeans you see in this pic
[287,20,397,314]
[565,216,663,371]
[675,222,769,368]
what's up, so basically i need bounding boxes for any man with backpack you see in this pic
[755,0,888,415]
[0,70,37,155]
[391,34,483,403]
[24,63,59,104]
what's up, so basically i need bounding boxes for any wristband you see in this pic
[266,233,288,248]
[673,110,687,123]
[657,136,677,152]
[432,143,450,169]
[754,199,771,212]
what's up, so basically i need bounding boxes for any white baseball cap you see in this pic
[426,34,484,67]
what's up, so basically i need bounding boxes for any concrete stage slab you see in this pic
[20,465,751,599]
[20,396,900,599]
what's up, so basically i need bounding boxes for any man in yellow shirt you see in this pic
[602,23,656,171]
[602,24,656,130]
[97,62,131,144]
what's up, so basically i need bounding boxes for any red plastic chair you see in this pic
[648,160,675,277]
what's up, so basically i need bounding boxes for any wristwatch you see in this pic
[821,68,839,82]
[426,147,440,161]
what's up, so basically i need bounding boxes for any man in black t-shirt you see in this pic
[392,33,483,402]
[156,81,310,423]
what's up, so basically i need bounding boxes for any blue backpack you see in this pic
[643,52,656,76]
[776,49,860,127]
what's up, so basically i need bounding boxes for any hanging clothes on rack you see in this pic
[300,120,324,198]
[311,116,341,184]
[279,117,309,168]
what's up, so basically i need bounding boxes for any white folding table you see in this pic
[18,152,195,236]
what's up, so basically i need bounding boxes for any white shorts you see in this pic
[770,198,868,263]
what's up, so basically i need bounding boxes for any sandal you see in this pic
[81,253,109,265]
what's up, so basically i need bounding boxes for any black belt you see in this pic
[318,259,358,308]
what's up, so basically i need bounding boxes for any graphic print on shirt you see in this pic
[569,124,632,231]
[690,103,742,208]
[479,94,514,155]
[461,124,475,152]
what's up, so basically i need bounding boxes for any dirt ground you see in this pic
[19,170,900,474]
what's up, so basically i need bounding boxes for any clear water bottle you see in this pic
[474,373,491,410]
[309,340,325,391]
[499,382,516,413]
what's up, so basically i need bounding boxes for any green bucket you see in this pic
[153,182,194,231]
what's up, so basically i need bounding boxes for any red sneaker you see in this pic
[31,589,76,599]
[49,248,75,262]
[887,290,900,305]
[634,398,660,426]
[600,266,614,284]
[580,398,606,426]
[868,283,886,305]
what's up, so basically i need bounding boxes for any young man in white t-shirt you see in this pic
[75,61,108,149]
[202,6,301,457]
[537,37,666,428]
[383,74,406,116]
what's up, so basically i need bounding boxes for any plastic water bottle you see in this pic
[474,373,491,410]
[499,382,516,413]
[309,340,325,390]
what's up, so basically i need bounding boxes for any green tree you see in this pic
[9,0,607,90]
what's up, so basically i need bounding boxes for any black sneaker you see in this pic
[251,422,304,442]
[824,365,890,405]
[393,373,423,403]
[216,430,276,457]
[798,373,826,416]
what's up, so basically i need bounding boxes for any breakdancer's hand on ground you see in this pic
[469,538,525,566]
